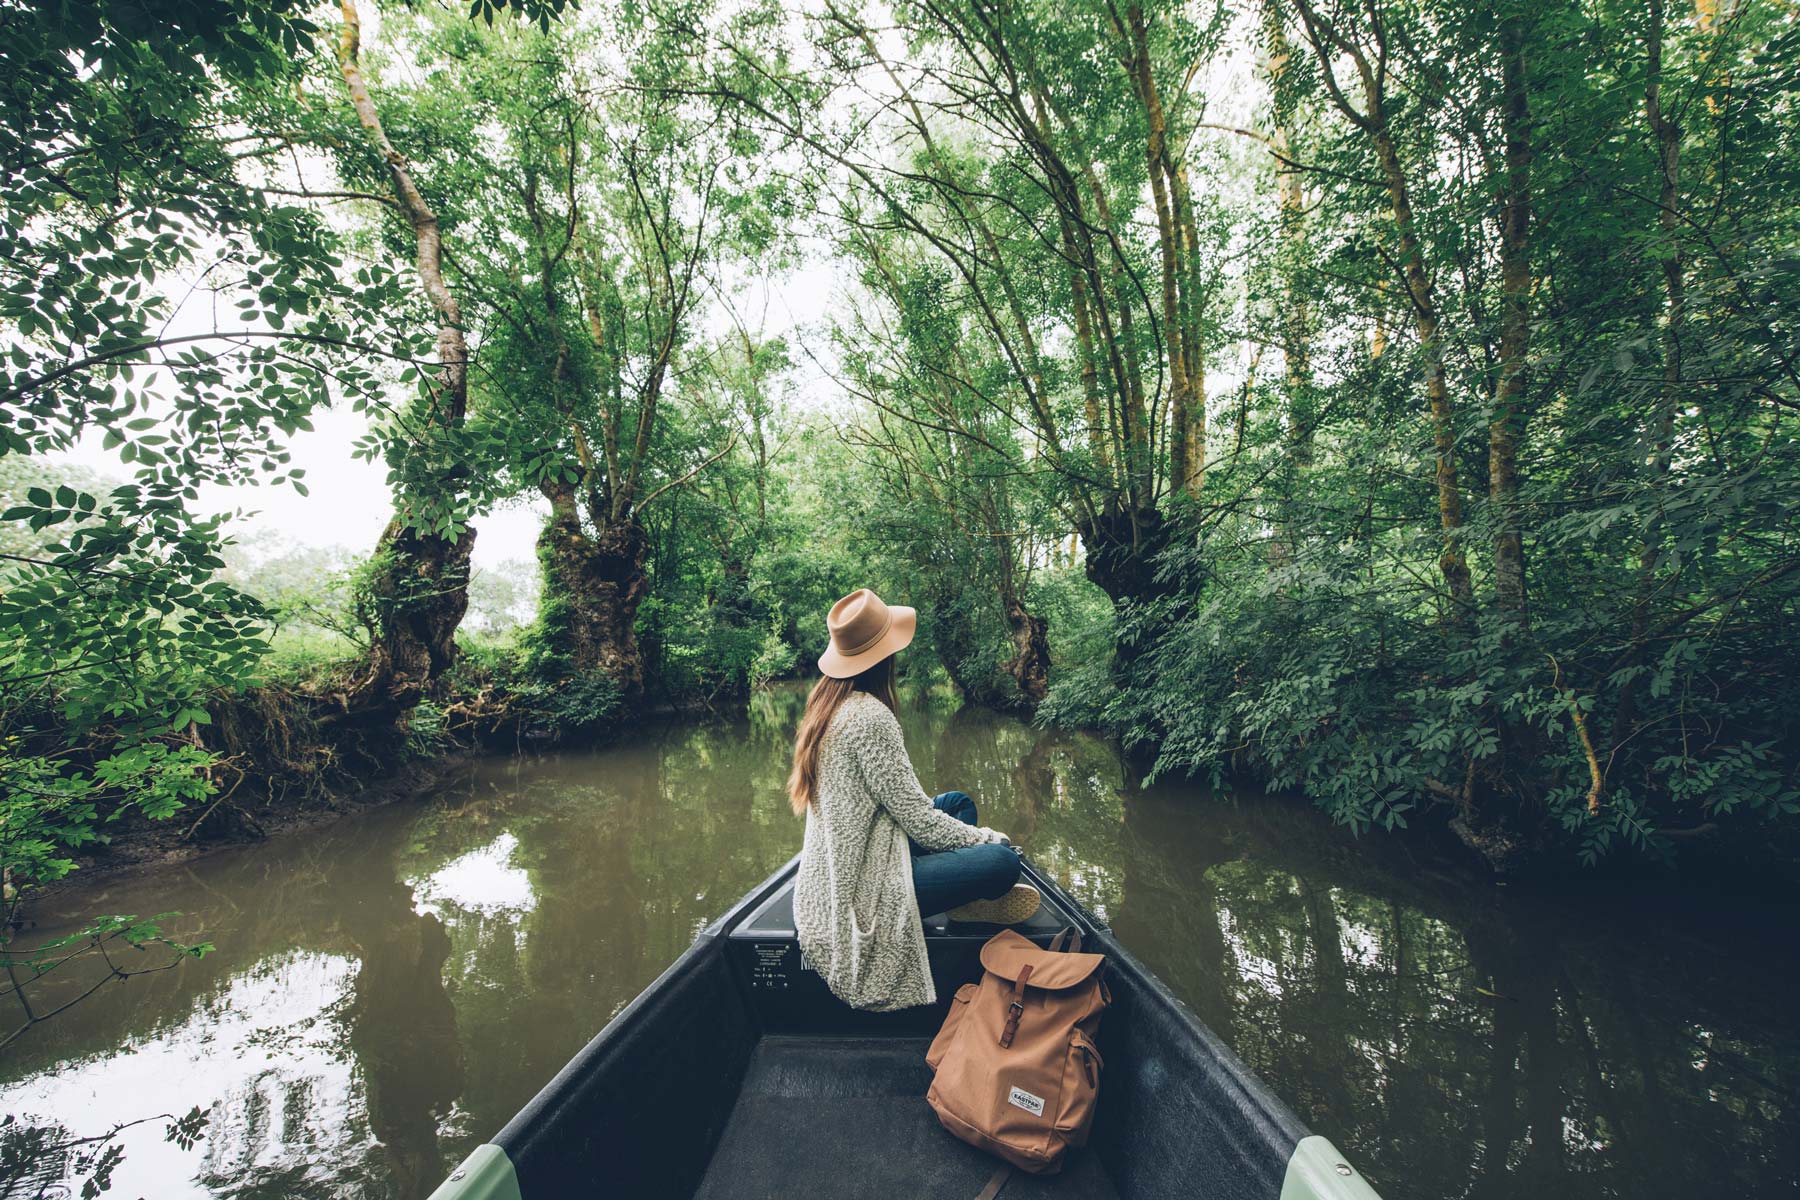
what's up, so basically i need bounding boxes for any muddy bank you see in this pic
[31,749,480,905]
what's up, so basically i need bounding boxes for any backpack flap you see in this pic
[977,929,1104,990]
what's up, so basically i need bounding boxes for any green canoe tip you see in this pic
[1282,1135,1383,1200]
[427,1144,522,1200]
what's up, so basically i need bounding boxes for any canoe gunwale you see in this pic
[429,851,1384,1200]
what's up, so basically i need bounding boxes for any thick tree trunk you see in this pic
[537,481,649,697]
[1001,596,1051,709]
[337,0,475,717]
[347,518,476,715]
[928,592,1007,709]
[1077,506,1171,610]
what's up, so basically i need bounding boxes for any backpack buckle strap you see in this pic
[998,963,1033,1048]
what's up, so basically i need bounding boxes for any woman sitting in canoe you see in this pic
[788,587,1041,1012]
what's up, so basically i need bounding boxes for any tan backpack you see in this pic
[925,927,1109,1178]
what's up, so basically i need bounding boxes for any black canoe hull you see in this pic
[427,855,1382,1200]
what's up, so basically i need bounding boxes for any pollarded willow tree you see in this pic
[328,0,483,719]
[704,0,1230,617]
[216,0,576,722]
[299,3,793,701]
[506,18,785,697]
[831,225,1059,710]
[0,0,423,1005]
[0,0,563,1064]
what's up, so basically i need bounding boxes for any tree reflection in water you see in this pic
[340,868,465,1199]
[0,686,1794,1199]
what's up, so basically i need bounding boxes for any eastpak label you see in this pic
[1007,1085,1045,1117]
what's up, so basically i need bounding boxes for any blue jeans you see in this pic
[911,791,1022,917]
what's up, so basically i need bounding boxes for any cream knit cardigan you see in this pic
[793,691,1008,1011]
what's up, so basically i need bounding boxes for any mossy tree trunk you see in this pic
[336,0,477,719]
[349,519,476,715]
[537,480,650,697]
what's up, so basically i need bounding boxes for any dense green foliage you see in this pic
[4,0,1800,1004]
[3,3,1799,1182]
[1093,0,1800,864]
[0,0,579,1067]
[768,0,1800,866]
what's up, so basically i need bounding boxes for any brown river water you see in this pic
[3,686,1797,1198]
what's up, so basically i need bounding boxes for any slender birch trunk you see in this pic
[1291,0,1475,620]
[1492,17,1532,620]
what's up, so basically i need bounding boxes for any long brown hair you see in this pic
[787,656,896,815]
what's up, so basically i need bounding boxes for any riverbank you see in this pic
[26,660,754,908]
[33,667,1800,914]
[15,636,631,906]
[31,746,480,905]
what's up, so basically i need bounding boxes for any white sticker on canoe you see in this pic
[1007,1085,1045,1117]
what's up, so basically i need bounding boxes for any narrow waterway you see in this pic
[3,688,1796,1199]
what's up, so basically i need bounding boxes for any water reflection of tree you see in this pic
[1097,788,1800,1199]
[927,705,1130,920]
[338,860,464,1200]
[0,1108,208,1199]
[420,716,805,1137]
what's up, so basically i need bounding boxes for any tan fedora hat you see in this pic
[818,588,916,679]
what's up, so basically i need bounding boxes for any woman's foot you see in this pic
[947,883,1041,925]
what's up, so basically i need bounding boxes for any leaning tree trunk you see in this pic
[536,481,650,697]
[350,518,476,713]
[1291,0,1474,625]
[1372,127,1475,624]
[1122,3,1198,503]
[928,593,1009,709]
[337,0,476,718]
[1264,4,1314,470]
[1002,596,1051,709]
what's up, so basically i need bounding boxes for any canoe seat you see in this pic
[694,1035,1122,1199]
[726,872,1086,1037]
